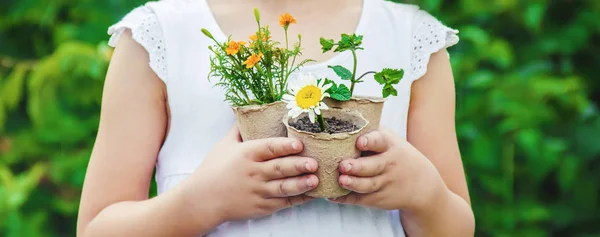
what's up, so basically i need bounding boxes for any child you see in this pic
[77,0,475,236]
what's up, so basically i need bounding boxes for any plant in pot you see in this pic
[201,9,312,141]
[319,34,405,132]
[282,73,369,198]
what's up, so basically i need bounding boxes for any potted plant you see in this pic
[282,73,369,198]
[201,9,312,141]
[319,34,405,132]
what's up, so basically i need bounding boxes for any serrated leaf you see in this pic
[328,65,353,80]
[354,34,363,46]
[330,84,351,101]
[335,34,353,52]
[320,37,335,53]
[374,73,385,85]
[336,33,363,52]
[382,85,398,98]
[374,68,404,85]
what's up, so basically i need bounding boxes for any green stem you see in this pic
[282,28,289,93]
[317,114,326,132]
[350,49,358,95]
[285,28,289,50]
[227,55,254,101]
[284,36,300,92]
[356,71,377,82]
[256,65,275,100]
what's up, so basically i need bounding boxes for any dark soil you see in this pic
[290,116,359,134]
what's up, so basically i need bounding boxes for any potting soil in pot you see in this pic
[289,117,359,134]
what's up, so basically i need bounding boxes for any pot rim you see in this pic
[349,95,386,103]
[282,108,369,141]
[232,100,285,113]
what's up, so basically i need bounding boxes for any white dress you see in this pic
[108,0,459,236]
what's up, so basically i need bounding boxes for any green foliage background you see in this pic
[1,0,599,236]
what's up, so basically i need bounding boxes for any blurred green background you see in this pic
[1,0,599,236]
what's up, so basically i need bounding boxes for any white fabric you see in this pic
[108,5,167,82]
[108,0,458,236]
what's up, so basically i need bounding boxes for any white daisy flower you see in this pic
[283,73,332,123]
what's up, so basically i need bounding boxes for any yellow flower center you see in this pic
[295,85,322,109]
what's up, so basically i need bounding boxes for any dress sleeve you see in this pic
[107,5,168,83]
[409,10,459,81]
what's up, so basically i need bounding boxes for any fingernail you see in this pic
[291,141,300,151]
[304,162,312,171]
[343,176,352,186]
[361,137,368,148]
[343,162,352,172]
[306,177,314,188]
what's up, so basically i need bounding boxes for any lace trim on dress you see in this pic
[107,7,167,83]
[409,11,459,81]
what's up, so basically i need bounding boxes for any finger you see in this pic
[260,156,318,180]
[244,137,303,161]
[263,174,318,198]
[339,156,387,177]
[338,175,384,194]
[269,195,316,211]
[223,125,242,143]
[356,131,390,153]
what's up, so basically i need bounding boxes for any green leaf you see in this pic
[319,37,335,53]
[336,33,353,51]
[328,65,353,80]
[330,84,351,101]
[382,84,398,98]
[1,63,28,111]
[335,33,363,52]
[374,68,404,85]
[322,78,338,94]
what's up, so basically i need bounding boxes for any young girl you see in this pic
[77,0,475,236]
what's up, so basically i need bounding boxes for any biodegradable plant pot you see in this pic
[232,101,287,141]
[283,108,369,198]
[324,96,384,134]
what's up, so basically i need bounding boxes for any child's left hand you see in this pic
[330,129,449,213]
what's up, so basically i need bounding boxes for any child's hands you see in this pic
[330,129,447,214]
[180,126,319,224]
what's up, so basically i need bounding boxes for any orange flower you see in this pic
[243,53,263,68]
[225,41,246,55]
[249,33,270,42]
[249,34,258,41]
[279,13,297,28]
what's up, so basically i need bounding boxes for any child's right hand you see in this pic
[179,126,319,224]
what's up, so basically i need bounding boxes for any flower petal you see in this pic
[319,102,329,110]
[289,108,303,118]
[308,73,318,86]
[314,107,321,115]
[321,93,330,100]
[282,94,295,101]
[308,109,316,123]
[321,82,332,92]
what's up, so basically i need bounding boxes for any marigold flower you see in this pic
[225,41,246,55]
[249,33,270,42]
[243,53,263,68]
[279,13,297,28]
